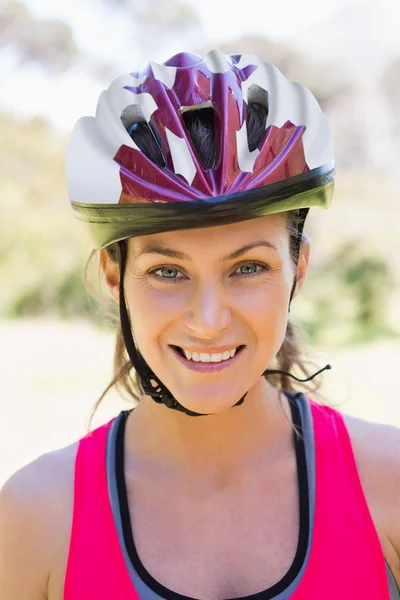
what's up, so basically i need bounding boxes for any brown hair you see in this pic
[86,103,328,425]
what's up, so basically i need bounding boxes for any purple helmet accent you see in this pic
[66,50,334,248]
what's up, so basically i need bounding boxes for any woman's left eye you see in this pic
[233,262,268,277]
[151,267,185,281]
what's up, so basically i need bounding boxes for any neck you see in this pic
[124,378,294,477]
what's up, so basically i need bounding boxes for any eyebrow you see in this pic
[136,240,278,261]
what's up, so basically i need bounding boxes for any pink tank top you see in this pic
[64,396,395,599]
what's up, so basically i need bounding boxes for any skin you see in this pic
[100,214,309,471]
[1,213,400,599]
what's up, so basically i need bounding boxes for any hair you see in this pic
[86,103,327,426]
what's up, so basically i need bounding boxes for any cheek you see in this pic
[235,275,290,315]
[124,282,187,347]
[236,280,290,356]
[262,294,289,347]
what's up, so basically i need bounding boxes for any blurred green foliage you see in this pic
[1,112,400,345]
[0,112,93,319]
[295,244,395,347]
[1,102,399,348]
[2,0,399,349]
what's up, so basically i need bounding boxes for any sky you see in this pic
[1,0,399,131]
[24,0,343,49]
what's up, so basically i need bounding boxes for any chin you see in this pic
[169,382,248,416]
[176,399,241,416]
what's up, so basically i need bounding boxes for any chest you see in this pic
[127,458,300,599]
[48,421,400,599]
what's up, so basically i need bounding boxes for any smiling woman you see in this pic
[90,206,322,421]
[1,50,400,600]
[97,211,313,418]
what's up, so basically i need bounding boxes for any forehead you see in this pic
[128,213,288,255]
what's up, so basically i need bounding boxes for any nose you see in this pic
[184,281,232,338]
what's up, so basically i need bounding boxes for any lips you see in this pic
[170,345,245,373]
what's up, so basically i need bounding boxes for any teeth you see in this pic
[182,347,239,363]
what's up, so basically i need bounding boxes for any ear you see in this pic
[100,248,120,304]
[292,236,311,299]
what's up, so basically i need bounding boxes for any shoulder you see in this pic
[0,441,79,599]
[311,403,400,520]
[341,412,400,499]
[340,412,400,580]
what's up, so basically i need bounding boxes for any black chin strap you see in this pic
[118,241,215,417]
[118,213,331,417]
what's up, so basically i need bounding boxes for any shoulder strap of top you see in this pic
[64,418,141,600]
[64,421,112,598]
[309,400,382,538]
[307,400,392,599]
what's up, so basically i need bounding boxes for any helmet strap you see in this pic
[118,240,246,417]
[288,207,309,313]
[117,219,330,418]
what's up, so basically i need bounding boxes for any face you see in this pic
[101,214,310,415]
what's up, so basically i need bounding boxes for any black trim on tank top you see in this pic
[115,392,309,600]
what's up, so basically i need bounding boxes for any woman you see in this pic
[0,50,399,599]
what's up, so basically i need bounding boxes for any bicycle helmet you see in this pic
[66,50,334,416]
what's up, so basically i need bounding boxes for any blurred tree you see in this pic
[0,0,199,77]
[0,0,78,71]
[0,111,92,319]
[1,2,399,344]
[1,107,399,343]
[295,242,395,346]
[340,246,392,333]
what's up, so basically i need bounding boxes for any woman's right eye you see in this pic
[149,267,185,282]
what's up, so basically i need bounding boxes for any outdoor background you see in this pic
[1,0,400,485]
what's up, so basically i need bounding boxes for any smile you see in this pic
[170,345,245,372]
[182,347,239,363]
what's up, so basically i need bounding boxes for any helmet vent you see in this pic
[246,85,269,152]
[121,104,146,130]
[121,104,165,167]
[247,83,269,109]
[181,106,216,170]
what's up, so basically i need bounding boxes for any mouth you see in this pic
[170,345,246,372]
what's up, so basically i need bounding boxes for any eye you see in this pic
[233,262,269,277]
[149,266,186,282]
